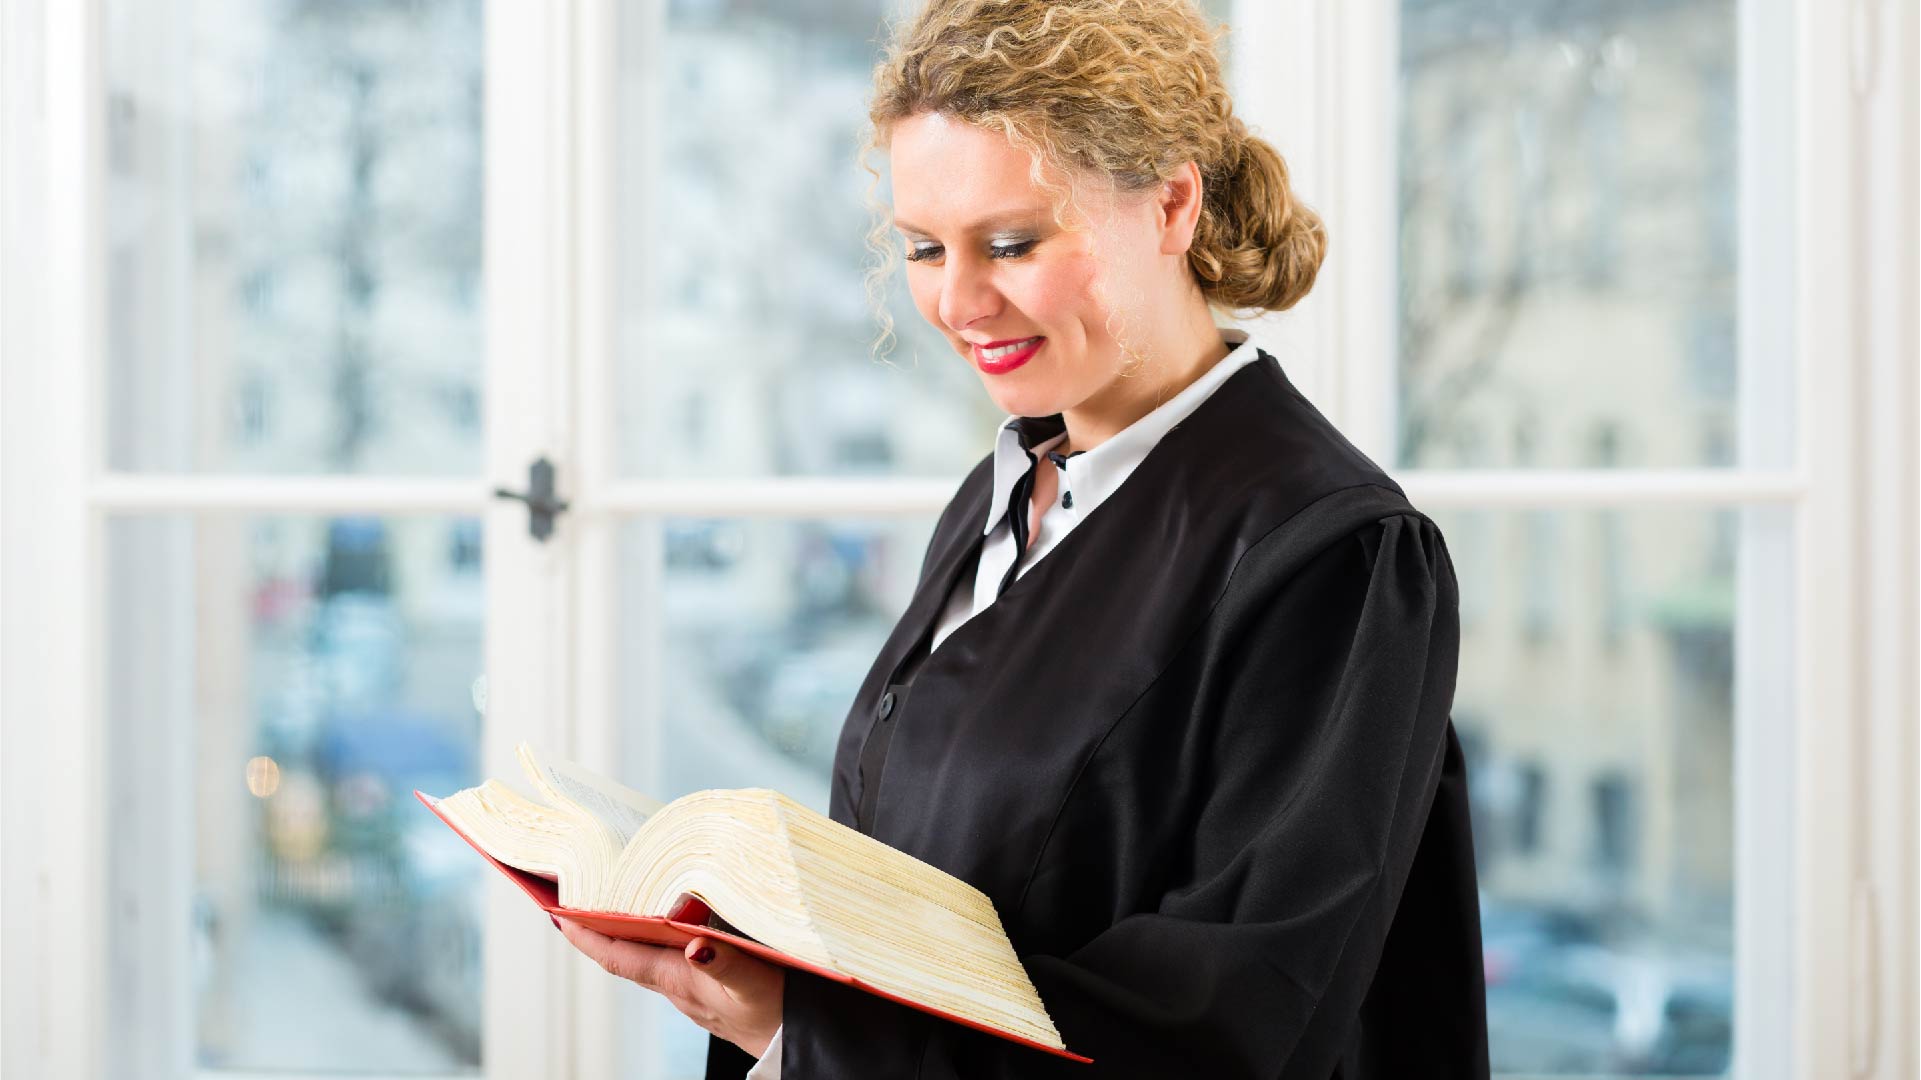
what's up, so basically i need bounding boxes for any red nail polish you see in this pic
[691,945,716,965]
[551,914,562,931]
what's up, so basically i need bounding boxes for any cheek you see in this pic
[898,255,1100,341]
[1008,257,1101,328]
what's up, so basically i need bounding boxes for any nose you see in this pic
[937,252,1002,335]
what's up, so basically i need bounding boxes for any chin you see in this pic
[978,383,1062,419]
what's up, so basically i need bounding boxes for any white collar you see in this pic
[981,325,1272,536]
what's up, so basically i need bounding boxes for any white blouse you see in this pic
[744,325,1272,1078]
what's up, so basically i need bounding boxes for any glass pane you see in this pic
[1397,0,1739,468]
[611,1,1246,480]
[614,515,934,1077]
[613,2,1015,479]
[1438,505,1749,1074]
[104,0,484,475]
[105,515,486,1074]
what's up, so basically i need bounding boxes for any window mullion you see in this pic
[481,1,579,1077]
[23,0,111,1077]
[1400,468,1806,508]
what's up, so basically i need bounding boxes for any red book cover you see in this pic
[416,789,1092,1064]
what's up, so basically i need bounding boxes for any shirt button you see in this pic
[1062,491,1074,509]
[878,692,896,720]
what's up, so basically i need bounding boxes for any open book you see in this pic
[417,743,1090,1064]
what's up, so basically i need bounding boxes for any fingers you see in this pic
[552,922,783,1054]
[553,915,685,992]
[552,917,782,1025]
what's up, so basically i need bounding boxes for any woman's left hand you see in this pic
[553,915,785,1057]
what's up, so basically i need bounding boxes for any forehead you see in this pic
[888,112,1059,235]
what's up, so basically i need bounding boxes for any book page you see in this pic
[516,743,663,847]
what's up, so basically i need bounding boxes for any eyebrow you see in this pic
[892,208,1050,237]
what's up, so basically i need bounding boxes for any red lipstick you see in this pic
[972,336,1045,375]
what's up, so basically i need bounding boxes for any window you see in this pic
[3,2,1910,1078]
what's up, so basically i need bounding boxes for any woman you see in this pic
[557,1,1490,1076]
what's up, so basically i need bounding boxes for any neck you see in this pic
[1060,319,1231,453]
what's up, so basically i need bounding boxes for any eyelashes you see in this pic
[904,239,1038,264]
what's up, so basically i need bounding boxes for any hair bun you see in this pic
[1192,131,1328,315]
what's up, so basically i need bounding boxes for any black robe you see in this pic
[707,349,1490,1079]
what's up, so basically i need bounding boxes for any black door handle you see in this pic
[493,456,570,541]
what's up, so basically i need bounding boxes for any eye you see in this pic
[902,239,1039,264]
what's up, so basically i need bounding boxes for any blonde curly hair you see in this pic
[859,0,1328,366]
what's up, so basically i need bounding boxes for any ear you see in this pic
[1155,160,1206,257]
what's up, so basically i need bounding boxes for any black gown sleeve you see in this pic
[770,509,1479,1079]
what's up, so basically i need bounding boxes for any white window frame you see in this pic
[2,2,1913,1080]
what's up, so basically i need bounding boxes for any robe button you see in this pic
[878,692,896,720]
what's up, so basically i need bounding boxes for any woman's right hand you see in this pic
[553,915,786,1058]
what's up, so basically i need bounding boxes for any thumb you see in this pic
[682,935,753,986]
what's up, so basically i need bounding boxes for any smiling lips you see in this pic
[972,336,1045,374]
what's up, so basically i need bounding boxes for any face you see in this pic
[888,111,1167,420]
